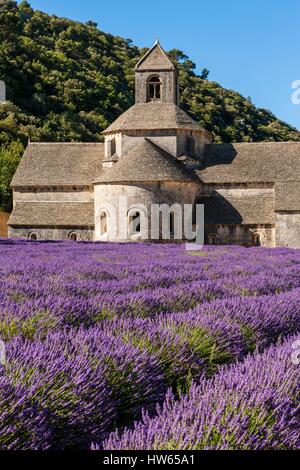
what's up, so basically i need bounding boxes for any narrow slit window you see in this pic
[170,212,175,237]
[210,235,217,245]
[111,138,116,156]
[254,234,261,246]
[186,136,195,156]
[100,211,108,235]
[107,137,116,157]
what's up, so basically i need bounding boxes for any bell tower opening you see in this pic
[147,76,161,102]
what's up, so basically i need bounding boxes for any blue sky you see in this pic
[19,0,300,130]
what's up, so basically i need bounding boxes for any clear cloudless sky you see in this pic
[18,0,300,129]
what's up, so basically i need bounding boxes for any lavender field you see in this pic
[0,239,299,450]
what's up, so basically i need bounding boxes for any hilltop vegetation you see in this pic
[0,0,300,210]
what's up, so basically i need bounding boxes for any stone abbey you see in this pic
[9,42,300,247]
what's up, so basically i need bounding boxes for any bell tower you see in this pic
[102,41,212,162]
[134,41,179,105]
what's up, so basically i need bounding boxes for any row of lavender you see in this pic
[0,240,299,449]
[102,335,300,450]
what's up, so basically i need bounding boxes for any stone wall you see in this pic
[13,187,93,203]
[122,131,178,158]
[205,224,275,247]
[9,187,95,241]
[196,184,276,246]
[105,130,211,160]
[8,226,94,241]
[275,212,300,248]
[94,181,199,242]
[199,185,274,197]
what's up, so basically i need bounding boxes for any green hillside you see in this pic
[1,0,300,145]
[0,0,300,210]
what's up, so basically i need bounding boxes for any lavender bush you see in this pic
[4,330,164,449]
[0,376,51,450]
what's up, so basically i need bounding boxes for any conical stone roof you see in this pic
[94,138,199,184]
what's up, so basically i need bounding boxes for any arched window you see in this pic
[28,232,37,240]
[129,210,141,236]
[147,76,161,101]
[209,234,217,245]
[100,211,108,236]
[69,232,78,241]
[253,233,261,246]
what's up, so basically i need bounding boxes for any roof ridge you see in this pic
[28,142,104,145]
[207,141,300,146]
[142,137,177,157]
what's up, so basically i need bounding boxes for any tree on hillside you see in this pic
[0,141,24,211]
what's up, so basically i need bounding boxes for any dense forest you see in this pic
[0,0,300,210]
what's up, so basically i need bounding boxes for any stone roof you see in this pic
[135,41,176,71]
[199,194,275,225]
[275,181,300,211]
[94,138,199,184]
[11,143,105,188]
[8,202,94,227]
[103,102,205,134]
[198,142,300,183]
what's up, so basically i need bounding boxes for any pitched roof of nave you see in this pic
[11,142,105,187]
[198,142,300,184]
[9,201,94,227]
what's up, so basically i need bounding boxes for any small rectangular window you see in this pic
[107,138,116,157]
